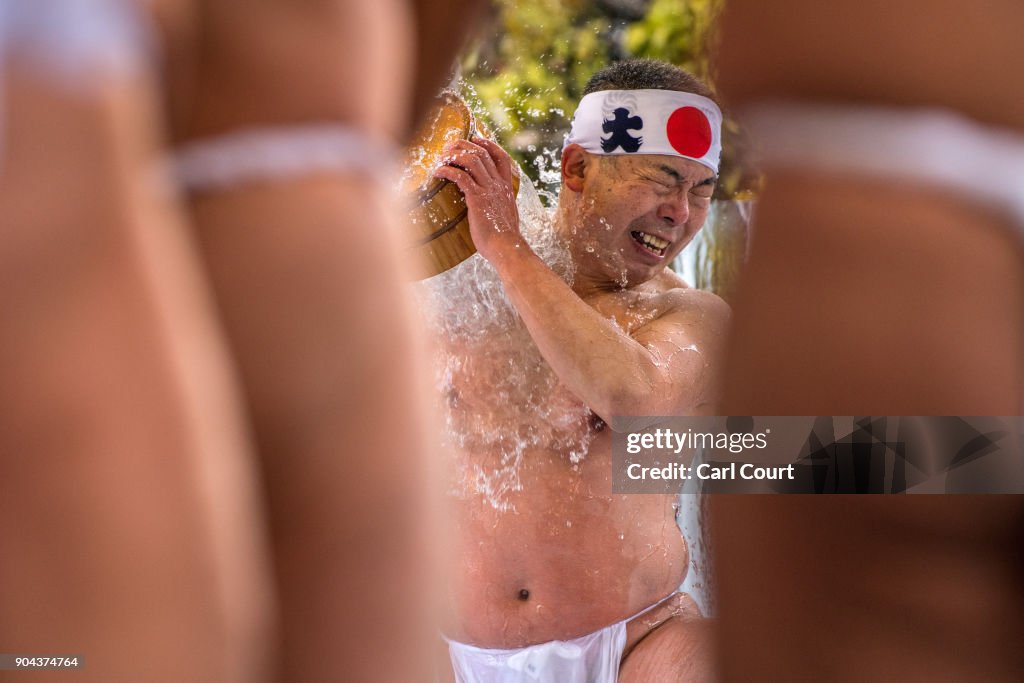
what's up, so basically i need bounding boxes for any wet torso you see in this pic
[440,270,692,648]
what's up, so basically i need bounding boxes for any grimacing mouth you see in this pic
[630,230,671,257]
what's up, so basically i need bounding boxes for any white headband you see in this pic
[564,89,723,173]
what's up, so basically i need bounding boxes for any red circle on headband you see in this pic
[667,107,712,158]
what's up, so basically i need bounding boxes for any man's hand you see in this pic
[434,137,522,262]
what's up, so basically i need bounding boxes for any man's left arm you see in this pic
[497,247,728,419]
[435,138,730,421]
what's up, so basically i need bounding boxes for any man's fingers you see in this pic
[433,164,480,194]
[444,152,491,187]
[473,137,514,184]
[448,138,501,181]
[465,138,502,179]
[442,137,515,189]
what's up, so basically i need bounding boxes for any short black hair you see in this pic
[583,58,717,103]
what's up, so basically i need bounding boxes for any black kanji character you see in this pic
[601,108,643,153]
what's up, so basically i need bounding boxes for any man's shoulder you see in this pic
[651,267,690,291]
[648,271,731,321]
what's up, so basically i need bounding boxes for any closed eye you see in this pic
[642,166,717,195]
[656,173,685,194]
[639,173,680,193]
[691,177,717,197]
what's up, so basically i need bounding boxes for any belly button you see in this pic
[517,589,530,601]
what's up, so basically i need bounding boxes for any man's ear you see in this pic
[561,144,588,193]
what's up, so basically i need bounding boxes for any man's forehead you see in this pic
[623,154,717,182]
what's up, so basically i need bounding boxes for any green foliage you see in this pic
[624,0,715,77]
[462,0,732,197]
[459,0,758,299]
[462,1,609,159]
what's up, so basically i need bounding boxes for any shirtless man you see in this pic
[433,59,729,681]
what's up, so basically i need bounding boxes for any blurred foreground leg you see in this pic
[0,4,273,680]
[180,1,441,679]
[713,1,1024,680]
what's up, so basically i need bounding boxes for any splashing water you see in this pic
[413,171,597,511]
[532,146,563,206]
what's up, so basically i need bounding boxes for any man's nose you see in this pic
[657,192,689,226]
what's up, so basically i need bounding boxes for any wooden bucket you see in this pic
[403,92,519,279]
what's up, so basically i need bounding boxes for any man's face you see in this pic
[568,152,716,288]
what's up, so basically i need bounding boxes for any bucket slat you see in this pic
[403,92,519,279]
